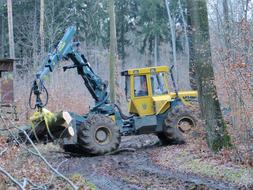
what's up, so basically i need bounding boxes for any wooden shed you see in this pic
[0,58,14,103]
[0,58,17,120]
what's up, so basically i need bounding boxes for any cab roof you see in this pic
[121,66,169,76]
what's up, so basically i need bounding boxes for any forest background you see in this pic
[0,0,253,167]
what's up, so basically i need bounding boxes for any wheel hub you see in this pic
[95,127,111,144]
[177,117,195,133]
[178,121,191,132]
[96,130,107,142]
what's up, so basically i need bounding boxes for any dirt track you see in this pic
[47,135,240,190]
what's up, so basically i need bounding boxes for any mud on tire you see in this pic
[78,114,121,155]
[157,102,196,145]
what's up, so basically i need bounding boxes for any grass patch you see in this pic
[157,147,253,186]
[183,159,253,184]
[69,173,96,190]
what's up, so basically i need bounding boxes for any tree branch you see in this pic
[0,166,24,190]
[0,115,78,190]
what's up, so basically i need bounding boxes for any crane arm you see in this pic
[30,26,108,110]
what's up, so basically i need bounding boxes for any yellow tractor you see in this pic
[121,66,197,144]
[22,26,197,155]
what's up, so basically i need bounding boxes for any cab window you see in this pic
[134,75,148,97]
[151,72,168,96]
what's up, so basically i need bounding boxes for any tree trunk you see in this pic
[179,0,190,88]
[223,0,230,48]
[244,0,249,21]
[32,0,38,67]
[242,0,249,64]
[154,34,158,66]
[178,0,190,69]
[117,1,126,70]
[39,0,45,54]
[165,0,177,83]
[0,11,4,57]
[187,0,231,152]
[7,0,15,58]
[108,0,117,104]
[222,0,237,126]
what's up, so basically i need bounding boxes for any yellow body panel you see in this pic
[170,91,198,105]
[130,96,155,116]
[110,115,116,121]
[170,91,198,98]
[129,71,154,116]
[127,66,169,75]
[126,66,198,116]
[152,95,171,114]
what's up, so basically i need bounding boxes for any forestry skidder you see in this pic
[22,26,197,155]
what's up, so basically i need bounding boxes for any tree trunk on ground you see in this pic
[7,0,15,58]
[108,0,117,104]
[39,0,45,54]
[165,0,177,84]
[187,0,231,152]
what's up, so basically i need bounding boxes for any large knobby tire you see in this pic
[78,114,121,155]
[157,103,196,145]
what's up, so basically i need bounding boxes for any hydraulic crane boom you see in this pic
[30,26,109,110]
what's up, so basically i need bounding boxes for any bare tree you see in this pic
[39,0,45,54]
[164,0,177,83]
[7,0,15,58]
[178,0,189,66]
[0,11,4,57]
[244,0,249,21]
[223,0,230,48]
[187,0,231,152]
[108,0,117,104]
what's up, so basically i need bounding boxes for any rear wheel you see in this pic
[78,114,121,155]
[158,102,196,145]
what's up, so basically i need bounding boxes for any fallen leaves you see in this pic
[151,135,253,188]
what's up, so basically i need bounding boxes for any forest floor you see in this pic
[1,128,253,189]
[1,103,253,189]
[42,133,253,190]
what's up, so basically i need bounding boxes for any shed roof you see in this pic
[0,58,15,72]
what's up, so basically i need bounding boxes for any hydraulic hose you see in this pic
[29,79,49,110]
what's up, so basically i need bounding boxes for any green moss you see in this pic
[159,145,253,186]
[207,120,232,153]
[70,173,96,190]
[181,159,253,185]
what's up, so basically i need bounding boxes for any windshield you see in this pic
[151,72,168,96]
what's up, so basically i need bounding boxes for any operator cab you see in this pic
[121,66,172,117]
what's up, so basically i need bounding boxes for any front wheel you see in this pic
[158,102,196,145]
[78,114,121,155]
